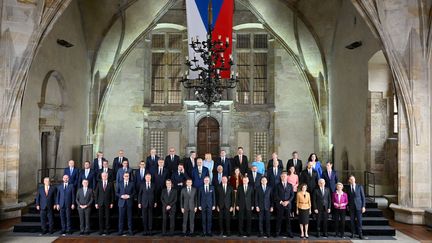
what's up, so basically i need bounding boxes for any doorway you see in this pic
[197,117,220,159]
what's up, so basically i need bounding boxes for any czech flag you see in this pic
[186,0,234,79]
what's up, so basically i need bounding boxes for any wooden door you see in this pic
[197,117,220,159]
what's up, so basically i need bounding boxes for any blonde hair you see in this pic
[205,153,212,161]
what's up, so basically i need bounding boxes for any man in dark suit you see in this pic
[313,179,332,237]
[180,179,197,236]
[198,176,216,236]
[212,165,224,187]
[116,172,135,236]
[112,150,128,180]
[287,151,303,175]
[215,150,231,177]
[35,177,56,234]
[161,179,177,236]
[55,174,75,235]
[153,158,169,214]
[248,165,262,188]
[76,179,93,235]
[216,176,233,236]
[116,160,133,184]
[63,160,79,188]
[300,161,318,193]
[94,171,114,235]
[78,161,96,189]
[233,147,249,175]
[322,161,338,193]
[138,173,157,236]
[348,175,366,239]
[192,158,209,188]
[171,163,187,191]
[145,148,159,174]
[134,160,149,190]
[97,160,114,183]
[274,172,294,238]
[267,152,283,170]
[184,151,197,178]
[164,147,181,176]
[267,160,282,188]
[93,151,106,171]
[255,176,273,237]
[236,177,254,237]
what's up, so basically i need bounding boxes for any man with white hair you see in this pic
[312,178,331,238]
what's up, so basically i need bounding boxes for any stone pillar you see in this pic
[353,0,432,224]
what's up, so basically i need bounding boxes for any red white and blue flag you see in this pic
[186,0,234,78]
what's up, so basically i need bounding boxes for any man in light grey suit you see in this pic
[180,178,197,236]
[76,179,93,235]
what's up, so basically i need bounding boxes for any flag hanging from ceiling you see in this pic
[186,0,234,79]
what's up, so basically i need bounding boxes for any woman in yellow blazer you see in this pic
[296,183,312,239]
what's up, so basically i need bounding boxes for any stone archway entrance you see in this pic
[197,117,220,159]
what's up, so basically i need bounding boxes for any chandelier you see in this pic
[180,6,238,107]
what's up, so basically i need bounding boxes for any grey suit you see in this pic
[76,187,93,233]
[180,187,197,234]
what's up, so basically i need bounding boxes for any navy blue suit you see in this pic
[215,157,231,176]
[35,185,56,232]
[191,166,209,189]
[145,155,159,174]
[255,185,273,235]
[198,185,215,234]
[78,169,96,189]
[92,157,106,171]
[116,167,133,185]
[274,182,294,235]
[348,184,365,236]
[112,157,128,180]
[267,167,282,188]
[248,171,263,189]
[134,168,150,190]
[56,183,75,232]
[322,169,338,193]
[63,167,79,188]
[164,154,181,175]
[116,181,135,234]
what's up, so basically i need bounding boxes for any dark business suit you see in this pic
[116,167,133,184]
[116,181,135,234]
[300,168,318,193]
[274,182,294,236]
[153,167,169,214]
[112,157,129,180]
[161,188,177,234]
[198,185,215,234]
[145,155,159,175]
[56,183,75,233]
[322,169,338,193]
[215,157,231,176]
[267,167,282,188]
[78,169,96,189]
[164,154,181,175]
[348,184,366,237]
[236,184,254,236]
[248,171,262,189]
[287,159,303,175]
[35,185,56,233]
[76,187,93,233]
[312,187,331,235]
[94,180,114,233]
[216,184,233,235]
[134,168,150,190]
[97,168,114,183]
[212,172,223,187]
[255,185,273,236]
[138,182,156,234]
[184,157,196,178]
[233,155,249,175]
[93,157,106,171]
[191,166,209,189]
[180,187,197,234]
[63,167,79,188]
[267,159,283,170]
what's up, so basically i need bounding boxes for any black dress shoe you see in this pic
[350,233,355,238]
[67,231,73,235]
[85,232,90,235]
[359,234,364,239]
[117,232,123,236]
[317,232,321,237]
[323,233,328,238]
[258,233,263,237]
[201,233,206,237]
[80,232,85,235]
[49,230,55,234]
[128,231,133,236]
[99,231,103,235]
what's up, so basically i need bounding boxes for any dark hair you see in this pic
[190,151,196,154]
[326,161,333,165]
[299,183,307,191]
[307,153,319,162]
[165,179,172,183]
[287,166,295,175]
[260,176,267,182]
[238,147,243,150]
[292,151,298,155]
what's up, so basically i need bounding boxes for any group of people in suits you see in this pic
[35,148,366,239]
